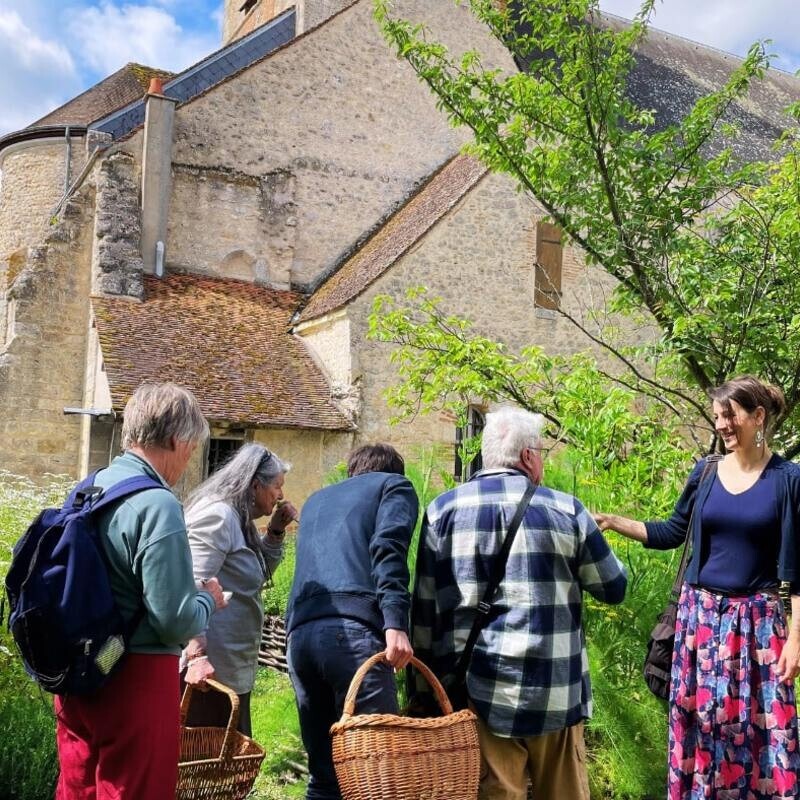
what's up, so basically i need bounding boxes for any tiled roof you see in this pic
[515,14,800,164]
[298,154,487,322]
[92,273,353,430]
[96,10,295,140]
[30,64,174,128]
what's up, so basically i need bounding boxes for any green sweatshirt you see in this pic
[93,451,214,654]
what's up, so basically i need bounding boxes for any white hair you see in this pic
[481,406,544,469]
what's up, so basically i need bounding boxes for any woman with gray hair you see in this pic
[181,443,297,735]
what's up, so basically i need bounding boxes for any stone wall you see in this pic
[154,0,515,289]
[0,189,95,478]
[0,138,88,344]
[92,152,145,299]
[302,0,355,31]
[167,164,295,288]
[0,139,87,262]
[344,171,619,466]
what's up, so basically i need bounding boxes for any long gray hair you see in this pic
[185,443,290,529]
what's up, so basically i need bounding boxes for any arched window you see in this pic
[455,406,485,482]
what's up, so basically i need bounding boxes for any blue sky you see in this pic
[0,1,798,137]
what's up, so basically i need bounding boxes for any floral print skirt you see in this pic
[669,584,800,799]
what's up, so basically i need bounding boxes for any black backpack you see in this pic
[3,472,162,695]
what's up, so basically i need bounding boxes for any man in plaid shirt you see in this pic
[411,406,627,800]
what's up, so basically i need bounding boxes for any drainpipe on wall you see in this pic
[141,77,177,276]
[64,126,72,194]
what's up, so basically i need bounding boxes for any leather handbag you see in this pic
[441,481,537,710]
[643,456,721,699]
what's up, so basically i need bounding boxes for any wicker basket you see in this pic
[177,679,266,800]
[330,652,480,800]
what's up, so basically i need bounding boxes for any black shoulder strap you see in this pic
[452,481,537,682]
[670,455,722,599]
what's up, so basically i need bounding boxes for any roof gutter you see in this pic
[0,125,88,164]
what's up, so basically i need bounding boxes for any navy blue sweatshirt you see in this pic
[286,472,419,635]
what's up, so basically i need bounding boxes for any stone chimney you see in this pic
[140,78,176,276]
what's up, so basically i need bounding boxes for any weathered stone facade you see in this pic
[92,153,145,298]
[158,0,514,288]
[307,170,616,474]
[0,189,94,476]
[166,164,295,288]
[0,139,88,341]
[0,0,671,503]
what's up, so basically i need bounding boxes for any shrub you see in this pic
[0,472,71,800]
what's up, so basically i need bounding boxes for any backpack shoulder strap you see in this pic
[63,470,102,509]
[88,476,166,515]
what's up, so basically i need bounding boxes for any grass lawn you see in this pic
[249,669,308,798]
[0,467,671,799]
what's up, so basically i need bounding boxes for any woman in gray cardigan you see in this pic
[182,443,297,735]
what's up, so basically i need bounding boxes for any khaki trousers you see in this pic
[475,713,590,800]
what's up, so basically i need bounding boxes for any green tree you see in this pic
[374,0,800,456]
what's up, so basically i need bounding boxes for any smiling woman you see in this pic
[595,374,800,799]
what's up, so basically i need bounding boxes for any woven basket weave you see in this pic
[330,652,480,800]
[177,679,266,800]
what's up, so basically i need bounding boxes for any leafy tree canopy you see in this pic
[373,0,800,458]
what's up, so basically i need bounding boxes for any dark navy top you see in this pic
[645,455,800,593]
[696,465,785,593]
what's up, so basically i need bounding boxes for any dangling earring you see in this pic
[755,428,764,447]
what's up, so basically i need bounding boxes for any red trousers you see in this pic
[55,654,181,800]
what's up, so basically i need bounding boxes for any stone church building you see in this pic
[0,0,795,501]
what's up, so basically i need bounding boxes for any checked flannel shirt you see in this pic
[411,468,627,738]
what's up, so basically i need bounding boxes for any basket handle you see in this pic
[340,651,453,720]
[180,678,240,762]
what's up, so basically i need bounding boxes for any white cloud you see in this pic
[599,0,800,73]
[66,1,220,75]
[0,9,81,135]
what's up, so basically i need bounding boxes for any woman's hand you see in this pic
[591,512,649,543]
[185,654,216,688]
[777,632,800,685]
[268,501,298,535]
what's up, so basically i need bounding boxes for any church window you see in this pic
[239,0,258,12]
[535,220,562,310]
[455,406,485,482]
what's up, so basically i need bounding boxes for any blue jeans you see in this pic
[287,618,397,800]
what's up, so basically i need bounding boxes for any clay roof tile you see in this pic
[92,273,352,430]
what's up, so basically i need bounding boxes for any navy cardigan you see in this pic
[645,455,800,590]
